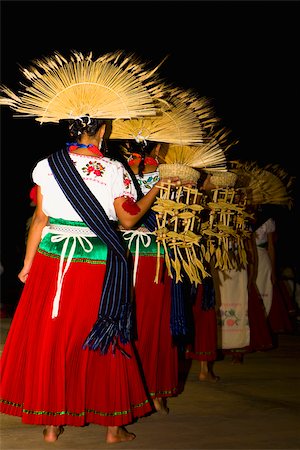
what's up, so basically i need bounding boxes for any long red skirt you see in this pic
[268,281,294,334]
[0,251,152,426]
[247,283,274,352]
[185,284,218,362]
[133,255,178,399]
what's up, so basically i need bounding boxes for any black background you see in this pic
[1,0,299,308]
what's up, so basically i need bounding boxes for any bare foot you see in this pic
[153,397,169,415]
[106,426,136,444]
[199,361,220,383]
[43,425,64,443]
[199,371,220,383]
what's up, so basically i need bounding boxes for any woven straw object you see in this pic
[210,171,238,187]
[152,182,209,284]
[159,163,200,183]
[0,50,166,123]
[110,86,219,145]
[229,160,294,208]
[157,132,229,181]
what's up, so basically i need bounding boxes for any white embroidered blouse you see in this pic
[255,218,276,246]
[32,153,137,221]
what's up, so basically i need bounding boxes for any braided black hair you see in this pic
[106,141,144,200]
[67,115,106,138]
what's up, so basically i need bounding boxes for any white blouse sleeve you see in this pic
[265,218,276,234]
[32,158,48,186]
[111,163,138,200]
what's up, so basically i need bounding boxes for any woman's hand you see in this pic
[18,265,32,283]
[18,186,48,283]
[155,177,196,189]
[201,174,216,191]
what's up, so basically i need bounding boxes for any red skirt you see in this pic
[133,255,178,399]
[185,284,218,362]
[0,250,152,426]
[268,282,294,334]
[247,283,273,352]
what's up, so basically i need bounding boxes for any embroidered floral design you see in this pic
[82,161,105,177]
[138,174,159,191]
[219,308,241,327]
[123,171,132,189]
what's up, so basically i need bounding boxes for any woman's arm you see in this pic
[245,232,258,287]
[114,178,178,229]
[18,186,49,283]
[267,231,277,285]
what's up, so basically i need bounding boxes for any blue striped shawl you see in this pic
[48,148,132,355]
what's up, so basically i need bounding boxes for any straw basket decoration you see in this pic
[151,129,231,285]
[157,135,229,182]
[199,164,255,271]
[0,50,167,122]
[201,183,253,271]
[152,182,210,285]
[202,159,295,271]
[158,163,201,184]
[210,171,238,188]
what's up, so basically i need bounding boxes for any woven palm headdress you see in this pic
[0,49,167,122]
[158,126,233,184]
[110,86,219,145]
[110,86,227,183]
[229,160,294,209]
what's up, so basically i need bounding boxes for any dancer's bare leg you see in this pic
[153,397,169,415]
[199,361,220,382]
[106,426,136,444]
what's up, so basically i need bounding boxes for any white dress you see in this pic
[255,218,276,315]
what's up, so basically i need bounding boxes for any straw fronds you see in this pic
[210,171,238,187]
[152,183,209,284]
[230,160,294,208]
[110,105,202,145]
[171,87,220,134]
[0,50,166,123]
[157,126,233,173]
[109,86,221,145]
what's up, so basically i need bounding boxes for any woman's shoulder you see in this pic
[32,156,50,172]
[102,156,130,171]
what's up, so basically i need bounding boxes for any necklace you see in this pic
[67,142,103,157]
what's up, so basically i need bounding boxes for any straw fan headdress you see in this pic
[110,86,219,145]
[229,160,294,209]
[110,86,225,183]
[158,126,233,184]
[0,49,167,123]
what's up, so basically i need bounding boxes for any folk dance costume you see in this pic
[255,218,293,334]
[0,50,169,438]
[0,152,153,426]
[120,170,179,404]
[185,280,218,365]
[213,266,251,359]
[247,281,274,352]
[214,264,274,358]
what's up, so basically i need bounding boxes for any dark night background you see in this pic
[1,0,299,310]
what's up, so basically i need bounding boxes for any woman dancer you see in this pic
[0,50,171,444]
